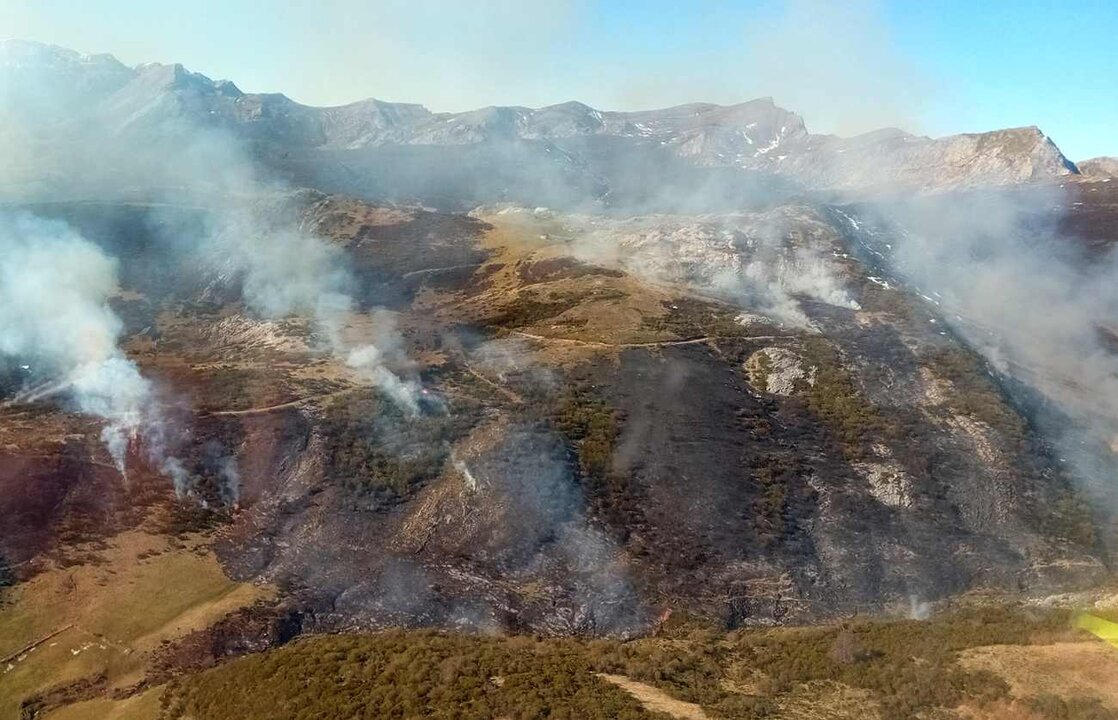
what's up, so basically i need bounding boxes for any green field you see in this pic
[0,531,269,720]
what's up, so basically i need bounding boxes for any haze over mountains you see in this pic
[0,39,1091,210]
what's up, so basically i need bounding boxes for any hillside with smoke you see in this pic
[5,27,1118,718]
[0,47,426,519]
[568,206,861,329]
[178,194,425,414]
[0,44,424,416]
[0,212,187,488]
[841,186,1118,529]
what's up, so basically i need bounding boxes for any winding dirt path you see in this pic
[597,674,712,720]
[511,330,791,349]
[510,330,714,348]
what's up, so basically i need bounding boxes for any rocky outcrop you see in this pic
[1079,156,1118,178]
[752,125,1078,194]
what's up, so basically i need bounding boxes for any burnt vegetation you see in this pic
[747,453,816,551]
[517,257,624,285]
[551,391,643,538]
[320,390,479,502]
[484,291,588,329]
[0,555,12,593]
[4,191,1117,718]
[641,298,759,340]
[924,347,1026,441]
[798,338,885,458]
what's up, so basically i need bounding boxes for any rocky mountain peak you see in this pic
[0,39,134,121]
[132,62,219,93]
[0,39,126,73]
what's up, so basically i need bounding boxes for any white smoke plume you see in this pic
[572,208,859,328]
[217,456,241,506]
[876,190,1118,428]
[191,200,424,414]
[0,42,425,416]
[844,186,1118,515]
[0,212,187,490]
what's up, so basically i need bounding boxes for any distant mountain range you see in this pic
[0,40,1090,207]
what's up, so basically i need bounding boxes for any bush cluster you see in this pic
[924,348,1025,441]
[799,339,883,457]
[157,607,1094,720]
[160,632,653,720]
[320,391,474,501]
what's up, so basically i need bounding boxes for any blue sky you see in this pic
[2,0,1115,158]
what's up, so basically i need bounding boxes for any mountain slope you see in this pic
[1,197,1107,639]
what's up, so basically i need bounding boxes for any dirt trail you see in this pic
[0,625,74,665]
[402,263,484,278]
[201,388,355,417]
[511,331,713,349]
[464,365,525,404]
[597,674,711,720]
[511,330,791,349]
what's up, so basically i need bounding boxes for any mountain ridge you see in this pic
[1079,156,1118,178]
[0,39,1080,201]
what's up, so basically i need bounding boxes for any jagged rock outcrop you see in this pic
[746,125,1078,193]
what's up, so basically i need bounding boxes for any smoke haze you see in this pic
[572,208,860,328]
[2,9,1118,634]
[0,43,427,498]
[185,193,424,413]
[844,186,1118,521]
[0,212,187,488]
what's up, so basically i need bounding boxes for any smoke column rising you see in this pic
[191,197,423,414]
[0,212,187,489]
[846,187,1118,526]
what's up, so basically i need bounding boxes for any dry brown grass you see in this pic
[773,680,881,720]
[456,216,683,346]
[42,685,164,720]
[599,674,712,719]
[959,641,1118,708]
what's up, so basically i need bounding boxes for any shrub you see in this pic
[799,338,883,457]
[924,348,1025,441]
[153,606,1077,720]
[1024,694,1118,720]
[320,391,475,501]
